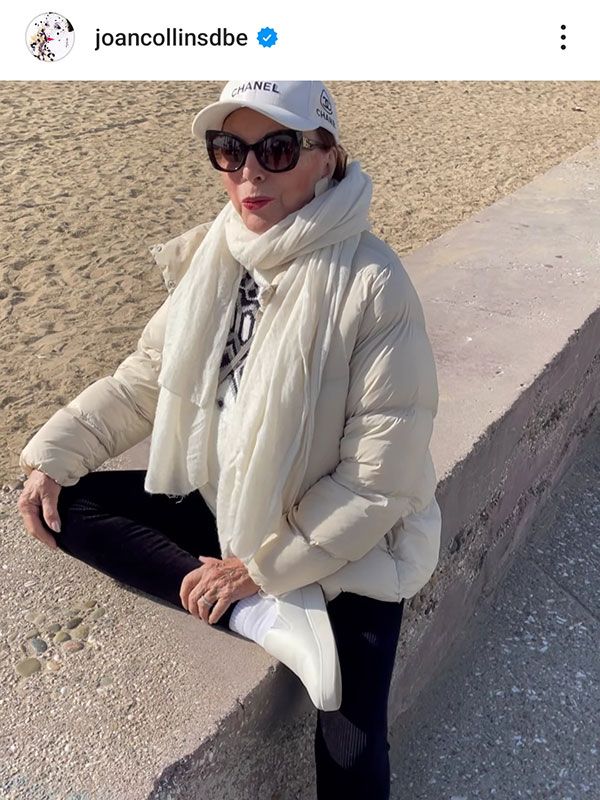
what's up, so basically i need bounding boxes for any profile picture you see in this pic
[26,12,74,62]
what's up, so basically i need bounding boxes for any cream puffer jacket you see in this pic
[19,221,442,604]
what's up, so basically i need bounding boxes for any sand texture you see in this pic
[2,80,600,484]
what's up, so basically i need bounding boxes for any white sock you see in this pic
[229,593,279,646]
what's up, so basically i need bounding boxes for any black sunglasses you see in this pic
[205,128,329,173]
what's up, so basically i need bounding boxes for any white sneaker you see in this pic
[229,583,342,712]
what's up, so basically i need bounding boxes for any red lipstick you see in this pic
[242,196,273,210]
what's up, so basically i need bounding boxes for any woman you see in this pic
[18,81,442,799]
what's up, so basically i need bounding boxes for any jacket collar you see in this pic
[148,220,289,293]
[148,221,213,293]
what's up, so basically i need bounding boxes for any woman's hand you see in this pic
[17,469,62,551]
[180,555,261,626]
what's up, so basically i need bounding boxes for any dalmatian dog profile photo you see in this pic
[26,12,74,62]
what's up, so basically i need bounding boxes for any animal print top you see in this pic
[217,267,263,401]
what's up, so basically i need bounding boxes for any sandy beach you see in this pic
[2,80,600,485]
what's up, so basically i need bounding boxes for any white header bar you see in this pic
[1,0,598,80]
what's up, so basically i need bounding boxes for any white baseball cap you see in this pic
[191,80,340,143]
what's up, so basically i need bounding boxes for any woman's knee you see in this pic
[54,477,108,550]
[57,480,96,522]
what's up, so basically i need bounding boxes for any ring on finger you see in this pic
[199,595,214,608]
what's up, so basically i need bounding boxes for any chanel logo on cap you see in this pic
[319,90,333,114]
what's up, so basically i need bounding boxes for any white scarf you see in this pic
[144,160,372,562]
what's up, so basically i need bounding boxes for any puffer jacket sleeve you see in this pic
[18,294,171,487]
[243,260,439,597]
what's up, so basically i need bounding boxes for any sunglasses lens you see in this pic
[206,130,301,172]
[260,133,299,171]
[209,133,244,171]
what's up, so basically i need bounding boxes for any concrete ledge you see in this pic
[389,136,600,722]
[3,138,599,799]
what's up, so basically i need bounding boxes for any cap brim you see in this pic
[191,100,322,140]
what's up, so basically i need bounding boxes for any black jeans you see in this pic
[54,470,405,799]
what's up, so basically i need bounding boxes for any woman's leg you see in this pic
[314,592,405,800]
[53,469,236,628]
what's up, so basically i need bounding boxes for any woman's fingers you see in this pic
[189,582,217,623]
[181,558,240,624]
[179,566,205,616]
[40,493,61,534]
[17,494,58,550]
[196,596,211,624]
[17,472,62,551]
[187,573,227,623]
[186,557,220,621]
[207,597,231,626]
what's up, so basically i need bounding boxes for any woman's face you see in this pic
[43,13,68,43]
[218,108,336,234]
